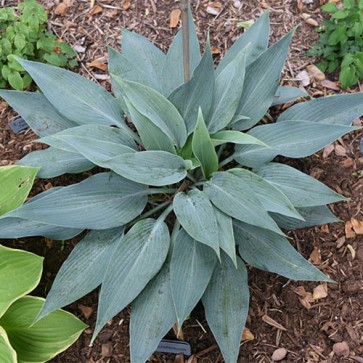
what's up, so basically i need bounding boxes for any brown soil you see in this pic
[1,1,363,362]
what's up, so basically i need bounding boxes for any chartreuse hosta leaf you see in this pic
[211,130,266,147]
[0,165,38,216]
[202,253,249,363]
[0,326,16,363]
[92,218,170,343]
[234,220,332,282]
[0,245,43,318]
[192,109,218,179]
[170,229,217,329]
[37,229,123,321]
[0,296,86,363]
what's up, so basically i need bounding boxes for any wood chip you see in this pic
[272,347,287,361]
[323,144,335,158]
[335,144,347,157]
[321,79,340,91]
[305,18,318,27]
[351,217,363,234]
[242,327,254,341]
[345,220,356,239]
[79,304,93,319]
[123,1,131,10]
[296,70,310,86]
[186,356,197,363]
[262,315,287,331]
[347,244,356,259]
[55,3,68,15]
[333,341,350,357]
[307,64,326,81]
[170,9,181,28]
[87,59,108,71]
[313,283,328,300]
[174,354,184,363]
[309,248,322,265]
[87,4,103,16]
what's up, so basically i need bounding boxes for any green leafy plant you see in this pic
[0,245,87,362]
[307,0,363,89]
[0,0,77,90]
[0,7,363,363]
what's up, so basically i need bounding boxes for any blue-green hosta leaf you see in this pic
[204,172,284,236]
[0,296,87,363]
[10,172,148,229]
[38,228,122,321]
[228,168,303,220]
[130,262,176,363]
[216,10,270,75]
[192,110,218,179]
[271,86,308,106]
[208,45,249,133]
[125,98,176,154]
[233,29,295,130]
[16,59,125,128]
[234,121,359,167]
[171,229,217,328]
[0,245,43,319]
[17,148,94,178]
[211,130,266,147]
[277,92,363,125]
[271,205,339,230]
[202,253,249,363]
[214,208,237,267]
[173,189,220,256]
[161,6,201,96]
[234,220,332,281]
[114,79,187,148]
[103,151,187,186]
[93,218,170,342]
[0,326,16,363]
[120,29,165,93]
[254,162,346,207]
[0,91,76,136]
[168,41,215,134]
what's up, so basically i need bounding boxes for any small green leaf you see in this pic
[0,326,17,363]
[8,71,23,90]
[340,65,357,89]
[321,2,337,12]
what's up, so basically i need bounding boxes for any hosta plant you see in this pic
[1,7,363,363]
[0,245,86,362]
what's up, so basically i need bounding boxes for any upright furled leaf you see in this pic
[0,91,77,136]
[208,44,249,133]
[233,29,295,130]
[93,219,170,342]
[277,92,363,125]
[173,189,220,256]
[161,6,201,96]
[38,229,123,321]
[211,130,266,147]
[168,41,215,134]
[170,229,217,328]
[234,220,332,281]
[10,172,148,229]
[216,10,270,75]
[192,109,218,179]
[202,253,249,363]
[16,59,125,128]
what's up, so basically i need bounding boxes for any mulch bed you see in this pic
[1,0,363,362]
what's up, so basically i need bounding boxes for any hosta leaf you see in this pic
[168,41,215,134]
[228,168,303,220]
[202,253,249,363]
[204,172,284,236]
[171,229,217,328]
[103,151,187,186]
[271,86,308,106]
[130,262,176,363]
[0,165,38,216]
[216,10,270,75]
[161,6,200,96]
[277,92,363,125]
[211,130,266,147]
[0,326,16,363]
[114,79,187,148]
[254,162,346,207]
[0,296,86,363]
[16,59,125,128]
[234,30,295,130]
[0,91,76,136]
[17,148,94,178]
[208,44,249,133]
[234,220,332,281]
[38,228,122,321]
[271,205,339,230]
[173,190,220,256]
[10,172,148,229]
[192,110,218,179]
[234,121,359,167]
[0,246,43,318]
[93,219,170,342]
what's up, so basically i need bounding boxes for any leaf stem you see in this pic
[187,172,198,183]
[181,0,190,82]
[156,204,174,224]
[126,201,171,227]
[219,154,235,168]
[147,187,177,195]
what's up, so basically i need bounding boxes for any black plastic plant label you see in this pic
[155,339,191,356]
[9,117,29,134]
